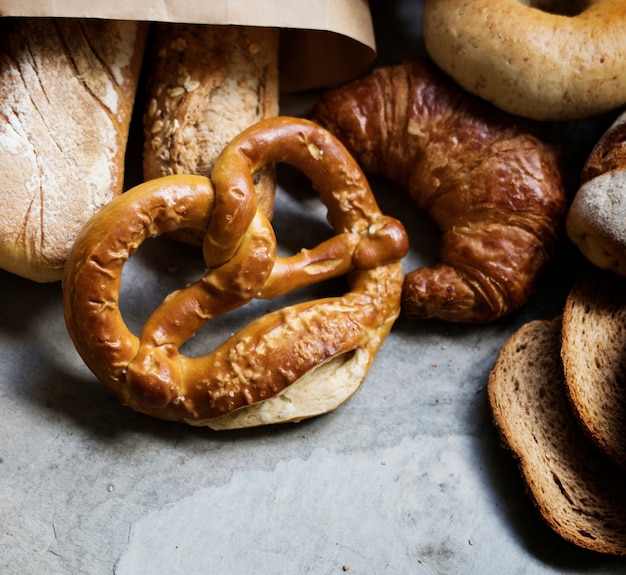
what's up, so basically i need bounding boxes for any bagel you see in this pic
[62,117,408,428]
[422,0,626,121]
[311,59,566,323]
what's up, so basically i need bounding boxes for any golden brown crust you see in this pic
[142,23,279,240]
[311,59,567,323]
[566,109,626,275]
[0,18,148,282]
[63,117,408,426]
[423,0,626,120]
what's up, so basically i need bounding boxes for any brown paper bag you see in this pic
[0,0,376,91]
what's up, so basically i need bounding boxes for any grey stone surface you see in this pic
[2,2,626,573]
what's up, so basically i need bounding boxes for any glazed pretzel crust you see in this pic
[63,117,408,426]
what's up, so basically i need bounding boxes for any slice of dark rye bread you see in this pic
[561,268,626,470]
[488,317,626,555]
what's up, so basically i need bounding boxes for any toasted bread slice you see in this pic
[488,317,626,555]
[561,268,626,469]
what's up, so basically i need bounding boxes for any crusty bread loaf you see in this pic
[0,18,148,282]
[580,109,626,183]
[566,108,626,276]
[488,317,626,555]
[566,170,626,276]
[142,23,279,245]
[561,268,626,470]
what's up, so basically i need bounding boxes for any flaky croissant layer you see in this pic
[312,59,567,323]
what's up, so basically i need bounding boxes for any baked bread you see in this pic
[423,0,626,120]
[63,118,408,429]
[561,268,626,470]
[566,108,626,276]
[580,109,626,183]
[0,18,148,282]
[488,317,626,555]
[143,23,279,244]
[311,59,567,323]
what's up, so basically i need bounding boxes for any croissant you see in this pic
[311,59,567,323]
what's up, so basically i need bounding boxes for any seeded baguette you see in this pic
[488,317,626,555]
[143,23,279,246]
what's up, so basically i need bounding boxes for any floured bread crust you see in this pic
[566,171,626,275]
[0,18,147,282]
[567,108,626,275]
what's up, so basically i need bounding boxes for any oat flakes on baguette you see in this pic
[561,267,626,470]
[0,18,147,282]
[143,23,279,246]
[488,317,626,555]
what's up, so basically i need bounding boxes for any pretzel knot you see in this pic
[63,117,409,429]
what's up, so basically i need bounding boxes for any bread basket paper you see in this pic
[0,0,376,92]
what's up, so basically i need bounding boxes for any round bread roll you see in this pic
[0,18,147,282]
[566,108,626,275]
[566,171,626,276]
[422,0,626,121]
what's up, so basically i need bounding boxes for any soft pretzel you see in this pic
[422,0,626,121]
[62,117,408,428]
[311,59,567,323]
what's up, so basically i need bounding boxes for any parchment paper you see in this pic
[0,0,376,92]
